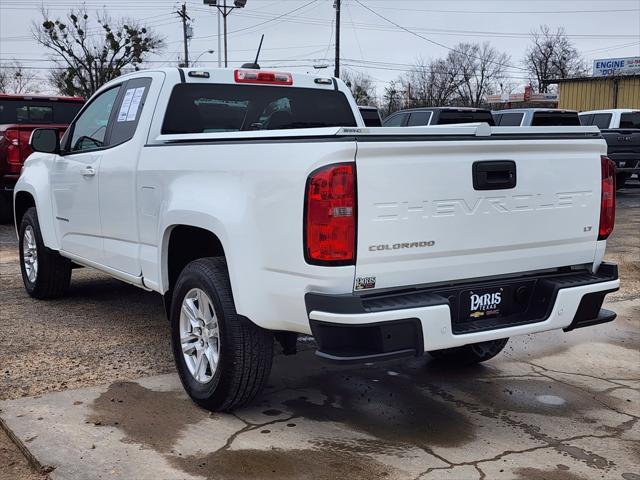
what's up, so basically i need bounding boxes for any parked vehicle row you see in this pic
[16,67,618,411]
[0,94,84,223]
[579,109,640,188]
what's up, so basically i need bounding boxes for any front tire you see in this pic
[170,257,274,411]
[428,338,508,365]
[19,207,71,299]
[0,192,12,224]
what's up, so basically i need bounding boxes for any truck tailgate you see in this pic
[353,128,605,291]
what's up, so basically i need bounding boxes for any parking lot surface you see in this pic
[1,184,639,480]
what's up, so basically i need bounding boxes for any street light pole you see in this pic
[193,49,215,64]
[203,0,247,68]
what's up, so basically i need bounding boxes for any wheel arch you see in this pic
[14,190,36,232]
[164,224,227,292]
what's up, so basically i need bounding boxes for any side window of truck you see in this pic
[407,111,431,126]
[109,78,152,146]
[579,114,592,126]
[496,113,523,126]
[67,86,121,153]
[592,113,612,129]
[383,113,406,127]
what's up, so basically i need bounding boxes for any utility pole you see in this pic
[176,3,191,67]
[223,0,228,67]
[217,8,222,67]
[334,0,341,78]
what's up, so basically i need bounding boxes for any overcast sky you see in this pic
[1,0,639,93]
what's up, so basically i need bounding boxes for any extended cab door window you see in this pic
[109,78,152,145]
[66,86,121,153]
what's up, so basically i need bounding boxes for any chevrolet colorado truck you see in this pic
[0,94,84,223]
[579,109,640,189]
[15,68,619,411]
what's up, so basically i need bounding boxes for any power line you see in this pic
[352,0,528,72]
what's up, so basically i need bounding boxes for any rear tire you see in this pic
[0,192,12,224]
[616,172,628,190]
[170,257,274,411]
[19,207,71,299]
[428,338,508,365]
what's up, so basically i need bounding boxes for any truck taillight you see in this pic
[304,163,356,265]
[5,128,21,165]
[598,155,616,241]
[234,69,293,85]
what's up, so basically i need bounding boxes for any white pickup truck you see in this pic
[15,68,619,411]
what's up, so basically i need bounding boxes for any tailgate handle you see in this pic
[472,161,516,190]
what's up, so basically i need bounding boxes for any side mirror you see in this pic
[29,128,60,154]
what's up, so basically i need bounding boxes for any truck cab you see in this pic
[383,107,496,127]
[493,108,580,127]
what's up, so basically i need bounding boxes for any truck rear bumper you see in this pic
[305,263,619,363]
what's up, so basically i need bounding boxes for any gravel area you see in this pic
[0,229,174,401]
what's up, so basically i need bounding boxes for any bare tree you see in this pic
[341,69,377,106]
[33,8,164,98]
[402,57,463,108]
[381,80,402,117]
[524,25,588,93]
[0,61,40,94]
[447,42,511,107]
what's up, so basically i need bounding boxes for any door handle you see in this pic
[81,166,96,177]
[472,161,516,190]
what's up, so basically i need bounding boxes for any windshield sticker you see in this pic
[117,87,145,122]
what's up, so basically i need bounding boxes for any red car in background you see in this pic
[0,94,84,223]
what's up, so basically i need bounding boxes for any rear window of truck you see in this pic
[620,112,640,129]
[435,110,495,126]
[531,112,580,126]
[0,99,82,124]
[162,84,357,134]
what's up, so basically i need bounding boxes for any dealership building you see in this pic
[544,56,640,110]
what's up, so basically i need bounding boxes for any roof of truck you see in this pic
[579,109,640,115]
[395,107,491,113]
[0,93,84,102]
[493,108,577,114]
